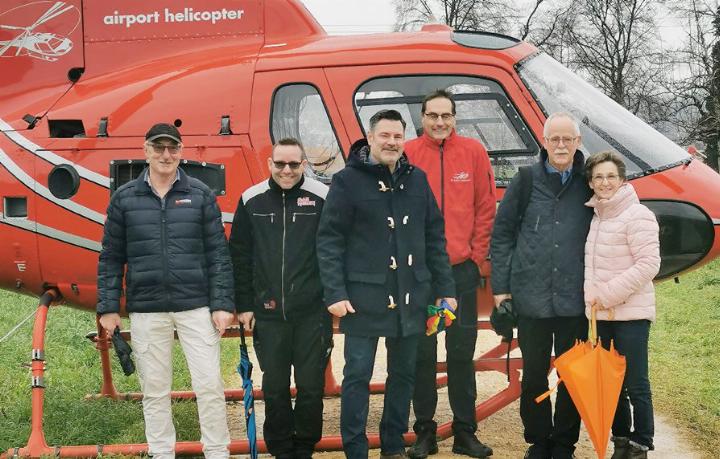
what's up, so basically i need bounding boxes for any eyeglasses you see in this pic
[147,143,181,155]
[272,160,302,170]
[423,112,455,122]
[546,136,577,146]
[591,174,621,184]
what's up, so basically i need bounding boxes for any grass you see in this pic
[0,291,240,452]
[1,262,719,456]
[650,258,720,457]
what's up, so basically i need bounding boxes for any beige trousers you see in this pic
[130,307,230,459]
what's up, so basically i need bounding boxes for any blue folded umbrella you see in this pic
[236,333,258,459]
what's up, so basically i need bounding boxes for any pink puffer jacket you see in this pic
[584,183,660,321]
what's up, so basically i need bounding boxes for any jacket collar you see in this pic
[347,138,412,177]
[586,182,639,219]
[135,167,190,195]
[538,148,586,178]
[418,129,458,149]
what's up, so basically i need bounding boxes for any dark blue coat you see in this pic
[490,149,593,318]
[97,168,234,315]
[317,140,455,337]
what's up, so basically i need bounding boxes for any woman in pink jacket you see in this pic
[584,151,660,459]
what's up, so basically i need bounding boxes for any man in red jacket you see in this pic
[404,90,497,458]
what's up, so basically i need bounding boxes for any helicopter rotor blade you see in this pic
[28,2,74,31]
[0,41,14,56]
[0,31,25,56]
[0,25,26,30]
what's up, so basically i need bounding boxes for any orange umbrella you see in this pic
[535,307,626,459]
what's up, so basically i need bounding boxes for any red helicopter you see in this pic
[1,0,719,457]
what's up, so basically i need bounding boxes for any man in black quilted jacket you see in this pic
[97,123,235,459]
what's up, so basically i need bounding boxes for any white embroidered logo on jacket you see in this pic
[297,197,316,207]
[451,171,470,182]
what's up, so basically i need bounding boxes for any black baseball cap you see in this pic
[145,123,181,143]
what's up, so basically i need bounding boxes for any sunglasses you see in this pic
[147,142,181,154]
[273,160,302,170]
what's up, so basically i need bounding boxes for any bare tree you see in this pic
[393,0,514,33]
[665,0,720,170]
[560,0,671,125]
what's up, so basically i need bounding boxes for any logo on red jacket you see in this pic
[297,197,316,207]
[451,171,470,182]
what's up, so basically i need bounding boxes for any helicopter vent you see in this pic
[48,119,85,138]
[109,159,226,197]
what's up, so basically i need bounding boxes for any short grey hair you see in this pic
[543,112,580,137]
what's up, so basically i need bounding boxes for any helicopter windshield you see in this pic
[518,53,689,177]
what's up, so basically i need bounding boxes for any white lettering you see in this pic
[104,8,245,28]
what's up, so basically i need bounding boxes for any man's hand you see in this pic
[493,293,512,308]
[435,297,457,311]
[99,313,122,336]
[327,300,355,318]
[477,260,491,277]
[212,310,236,336]
[237,311,255,332]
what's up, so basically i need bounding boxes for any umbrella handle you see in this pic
[534,378,562,403]
[590,305,598,346]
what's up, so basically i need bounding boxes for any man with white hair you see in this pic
[490,113,593,459]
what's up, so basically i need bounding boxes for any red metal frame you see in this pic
[3,293,521,457]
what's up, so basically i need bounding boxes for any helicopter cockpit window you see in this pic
[354,75,538,185]
[271,84,345,184]
[518,53,690,178]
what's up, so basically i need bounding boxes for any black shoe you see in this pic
[451,431,493,458]
[610,436,630,459]
[626,441,649,459]
[407,430,439,459]
[523,443,552,459]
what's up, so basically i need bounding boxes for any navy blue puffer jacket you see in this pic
[97,169,234,315]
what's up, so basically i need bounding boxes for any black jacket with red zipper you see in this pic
[229,175,328,321]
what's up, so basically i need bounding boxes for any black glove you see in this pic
[490,299,518,342]
[111,327,136,376]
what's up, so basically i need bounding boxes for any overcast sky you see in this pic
[301,0,397,34]
[299,0,683,45]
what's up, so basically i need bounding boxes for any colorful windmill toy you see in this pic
[425,299,457,336]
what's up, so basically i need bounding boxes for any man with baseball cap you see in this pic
[97,122,235,458]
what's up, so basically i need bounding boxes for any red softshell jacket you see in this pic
[405,131,497,270]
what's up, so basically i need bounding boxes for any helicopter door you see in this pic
[324,63,543,186]
[250,69,350,183]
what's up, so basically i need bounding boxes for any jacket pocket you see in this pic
[292,212,317,222]
[252,212,275,223]
[347,271,387,284]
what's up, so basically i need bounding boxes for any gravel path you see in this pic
[228,332,703,458]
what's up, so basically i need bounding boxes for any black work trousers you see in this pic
[254,312,332,457]
[412,260,480,435]
[517,315,588,455]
